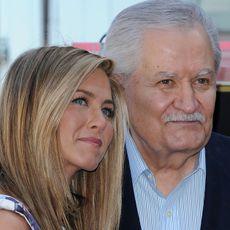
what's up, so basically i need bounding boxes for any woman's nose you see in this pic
[87,109,107,130]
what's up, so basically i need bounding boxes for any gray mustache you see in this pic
[163,112,205,123]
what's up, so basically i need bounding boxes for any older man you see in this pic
[103,1,230,230]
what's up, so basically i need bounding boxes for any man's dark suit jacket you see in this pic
[119,132,230,230]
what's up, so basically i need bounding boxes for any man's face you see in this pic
[123,26,216,159]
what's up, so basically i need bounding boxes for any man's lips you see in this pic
[78,137,103,147]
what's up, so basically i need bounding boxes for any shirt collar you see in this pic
[126,130,206,184]
[126,131,148,183]
[193,146,206,174]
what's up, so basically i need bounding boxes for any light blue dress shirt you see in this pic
[126,131,206,230]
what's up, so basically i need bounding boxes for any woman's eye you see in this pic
[102,108,115,119]
[71,97,88,106]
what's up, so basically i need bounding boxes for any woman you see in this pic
[0,46,126,229]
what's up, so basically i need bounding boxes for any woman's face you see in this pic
[58,68,115,179]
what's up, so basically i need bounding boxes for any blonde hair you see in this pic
[0,46,126,229]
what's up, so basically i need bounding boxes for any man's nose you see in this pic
[173,84,198,113]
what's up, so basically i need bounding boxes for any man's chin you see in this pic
[167,132,207,152]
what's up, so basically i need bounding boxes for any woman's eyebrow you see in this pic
[76,89,94,97]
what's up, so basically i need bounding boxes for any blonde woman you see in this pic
[0,46,126,229]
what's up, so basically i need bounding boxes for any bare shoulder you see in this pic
[0,209,30,229]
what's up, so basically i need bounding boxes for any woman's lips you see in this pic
[78,137,103,147]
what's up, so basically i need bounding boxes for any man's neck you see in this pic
[143,152,199,196]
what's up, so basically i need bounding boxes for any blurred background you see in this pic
[0,0,230,135]
[0,0,143,77]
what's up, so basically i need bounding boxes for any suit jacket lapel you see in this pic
[120,133,230,230]
[119,151,141,230]
[200,143,222,229]
[201,133,230,230]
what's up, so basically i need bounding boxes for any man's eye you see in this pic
[160,79,173,85]
[157,79,174,88]
[196,78,210,84]
[102,108,115,119]
[71,97,88,106]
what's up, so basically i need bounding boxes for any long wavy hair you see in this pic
[0,46,126,229]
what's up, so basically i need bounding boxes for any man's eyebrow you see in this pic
[155,71,177,78]
[155,69,215,78]
[197,68,215,77]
